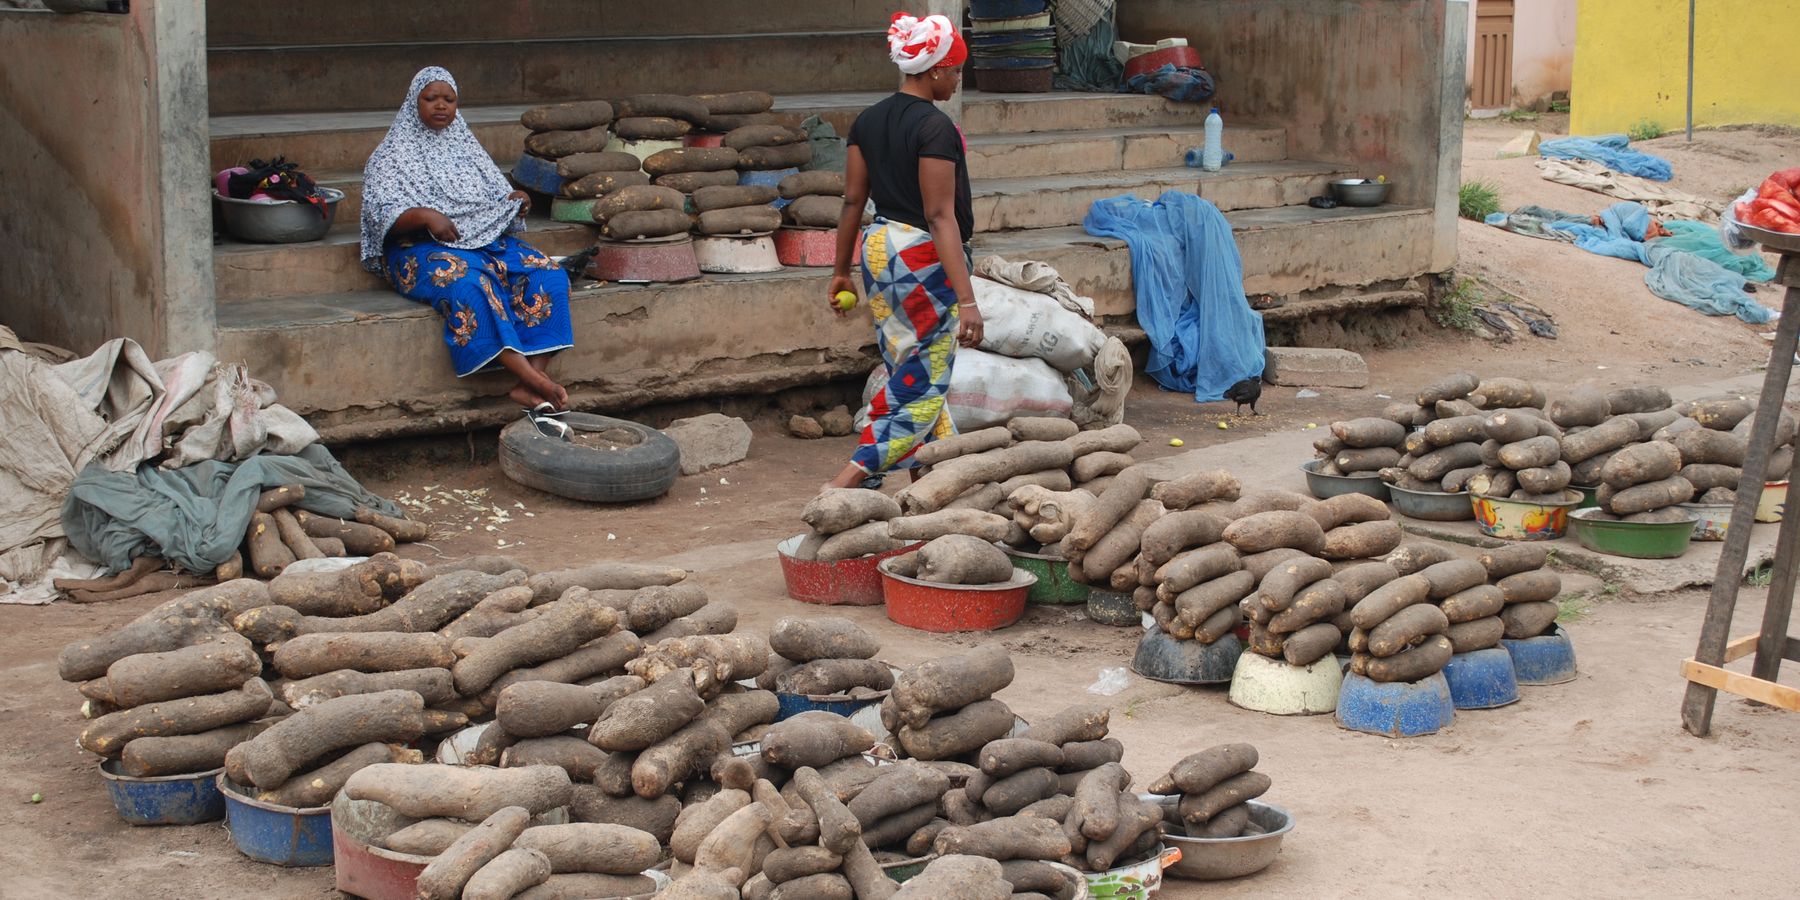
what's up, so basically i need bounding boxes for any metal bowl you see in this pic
[1328,179,1391,207]
[1150,796,1295,880]
[1387,484,1474,521]
[1301,460,1390,501]
[215,187,343,243]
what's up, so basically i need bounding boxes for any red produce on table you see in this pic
[1739,167,1800,233]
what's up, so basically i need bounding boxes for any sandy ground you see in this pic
[3,123,1799,898]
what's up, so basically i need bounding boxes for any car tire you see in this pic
[498,412,679,503]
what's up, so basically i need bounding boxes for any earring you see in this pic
[932,71,941,80]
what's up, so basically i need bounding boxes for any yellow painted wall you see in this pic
[1572,0,1800,134]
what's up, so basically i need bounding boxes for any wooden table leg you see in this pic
[1681,258,1800,735]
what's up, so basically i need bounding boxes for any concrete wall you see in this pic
[1464,0,1575,108]
[0,2,213,357]
[1116,0,1465,272]
[1571,0,1800,134]
[1512,0,1574,107]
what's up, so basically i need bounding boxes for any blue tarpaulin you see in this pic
[1083,191,1265,402]
[1545,201,1775,324]
[1539,134,1673,182]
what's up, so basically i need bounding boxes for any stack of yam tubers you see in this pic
[1310,417,1407,479]
[1560,388,1793,520]
[780,169,851,230]
[879,644,1017,763]
[1147,743,1272,839]
[729,122,815,176]
[1342,543,1485,682]
[759,616,893,700]
[225,484,430,583]
[344,772,666,900]
[60,555,713,809]
[519,100,616,169]
[790,488,907,562]
[1372,373,1562,499]
[1235,491,1404,667]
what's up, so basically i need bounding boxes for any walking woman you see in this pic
[824,12,984,490]
[360,66,575,414]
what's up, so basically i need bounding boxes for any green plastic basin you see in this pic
[1569,508,1699,559]
[1005,549,1091,605]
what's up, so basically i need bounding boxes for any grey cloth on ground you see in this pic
[62,444,405,575]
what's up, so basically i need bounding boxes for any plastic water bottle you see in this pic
[1201,108,1224,171]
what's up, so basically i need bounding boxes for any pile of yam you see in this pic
[1147,743,1272,839]
[780,170,849,230]
[59,556,706,803]
[758,616,892,700]
[1368,373,1561,499]
[878,645,1017,763]
[519,100,615,166]
[788,488,906,563]
[1310,417,1407,479]
[1565,390,1793,521]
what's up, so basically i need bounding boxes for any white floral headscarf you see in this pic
[359,67,522,271]
[888,13,963,75]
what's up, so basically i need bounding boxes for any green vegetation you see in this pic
[1459,180,1502,221]
[1499,108,1539,123]
[1627,118,1663,142]
[1549,98,1571,114]
[1430,276,1483,333]
[1556,593,1593,624]
[1747,561,1774,587]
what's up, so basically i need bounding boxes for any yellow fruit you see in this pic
[834,291,857,311]
[1217,422,1230,430]
[1169,438,1185,447]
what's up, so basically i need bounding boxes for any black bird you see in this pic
[1225,375,1263,415]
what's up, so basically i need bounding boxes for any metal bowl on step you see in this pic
[215,187,343,243]
[1328,179,1391,207]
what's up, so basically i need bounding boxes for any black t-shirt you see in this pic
[847,92,975,243]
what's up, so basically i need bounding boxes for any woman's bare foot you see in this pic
[508,383,547,408]
[497,349,569,410]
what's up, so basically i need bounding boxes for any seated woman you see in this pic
[359,66,574,413]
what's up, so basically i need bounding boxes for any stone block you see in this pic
[1495,130,1541,159]
[663,413,752,475]
[1263,347,1369,389]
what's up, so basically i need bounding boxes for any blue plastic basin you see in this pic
[774,691,883,722]
[1441,648,1520,709]
[511,153,566,196]
[99,761,226,826]
[1336,671,1456,737]
[219,776,334,867]
[1502,624,1578,685]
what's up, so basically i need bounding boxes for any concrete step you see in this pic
[207,32,895,115]
[209,0,904,45]
[965,125,1288,180]
[213,214,597,303]
[220,204,1437,440]
[217,160,1352,301]
[257,123,1293,229]
[970,204,1437,314]
[972,161,1357,232]
[210,92,1222,172]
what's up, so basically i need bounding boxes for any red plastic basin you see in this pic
[778,534,921,606]
[1124,45,1203,81]
[878,558,1035,632]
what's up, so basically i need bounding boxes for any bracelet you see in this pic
[958,301,977,308]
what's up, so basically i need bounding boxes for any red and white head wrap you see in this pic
[888,12,968,75]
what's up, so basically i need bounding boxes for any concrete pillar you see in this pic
[1433,0,1470,273]
[149,0,216,355]
[920,0,966,121]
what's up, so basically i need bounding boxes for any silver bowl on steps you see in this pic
[215,187,343,243]
[1328,178,1391,207]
